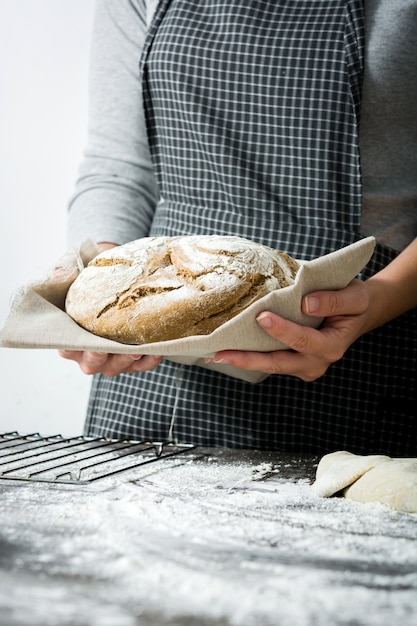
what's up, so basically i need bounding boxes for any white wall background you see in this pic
[0,0,96,435]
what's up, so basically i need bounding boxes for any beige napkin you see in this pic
[0,237,375,383]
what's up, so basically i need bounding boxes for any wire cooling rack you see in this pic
[0,431,197,485]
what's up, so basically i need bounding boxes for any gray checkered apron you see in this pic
[84,0,417,455]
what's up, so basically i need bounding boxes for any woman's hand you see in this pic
[58,351,163,377]
[206,279,375,382]
[207,238,417,381]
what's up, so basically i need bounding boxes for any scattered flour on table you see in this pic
[0,457,416,626]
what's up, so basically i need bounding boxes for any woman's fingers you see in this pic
[207,306,361,381]
[256,312,322,355]
[58,350,163,376]
[302,279,369,317]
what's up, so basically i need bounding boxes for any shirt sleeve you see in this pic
[67,0,159,248]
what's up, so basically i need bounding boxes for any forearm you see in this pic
[67,0,158,248]
[363,237,417,333]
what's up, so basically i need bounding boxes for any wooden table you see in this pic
[0,449,416,625]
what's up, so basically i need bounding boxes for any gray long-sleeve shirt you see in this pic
[67,0,417,253]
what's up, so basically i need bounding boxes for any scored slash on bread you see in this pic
[65,235,299,344]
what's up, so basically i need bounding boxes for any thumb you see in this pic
[302,281,367,318]
[302,291,347,317]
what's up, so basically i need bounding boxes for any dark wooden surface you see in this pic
[0,448,416,626]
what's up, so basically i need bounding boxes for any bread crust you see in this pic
[65,235,299,344]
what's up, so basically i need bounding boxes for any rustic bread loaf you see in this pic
[65,235,299,344]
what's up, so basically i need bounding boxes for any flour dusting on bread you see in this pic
[65,235,299,344]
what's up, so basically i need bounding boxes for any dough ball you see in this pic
[344,459,417,514]
[312,451,391,497]
[312,451,417,514]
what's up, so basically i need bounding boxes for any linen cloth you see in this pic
[0,237,375,384]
